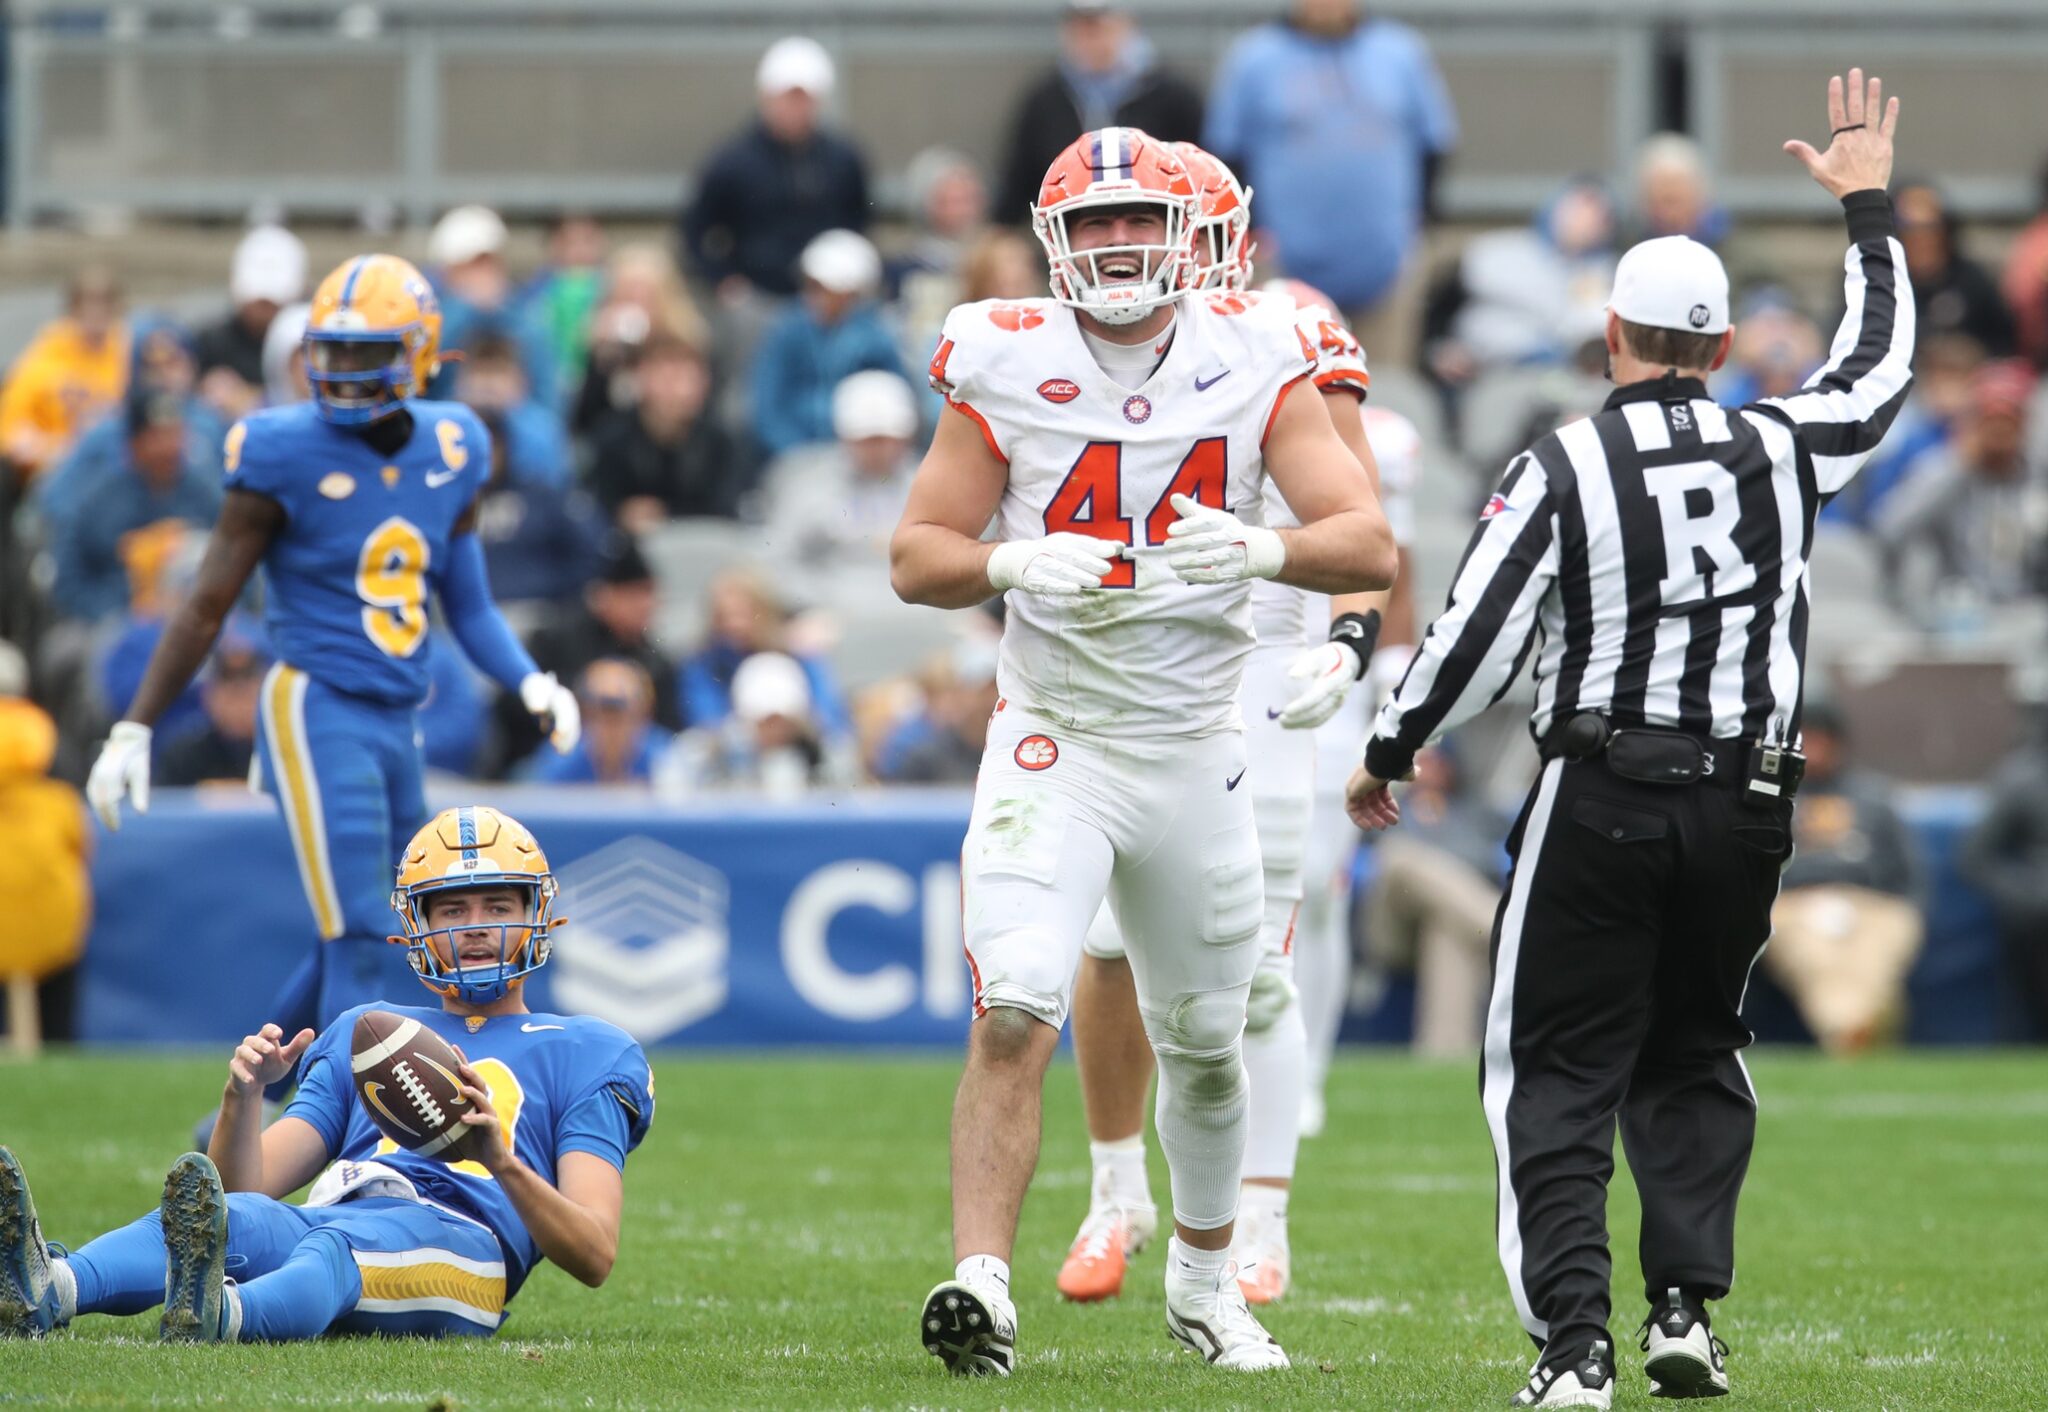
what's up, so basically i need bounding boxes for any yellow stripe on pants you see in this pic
[261,663,344,939]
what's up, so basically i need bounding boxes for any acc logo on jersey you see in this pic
[1481,492,1510,520]
[1014,735,1059,771]
[988,304,1046,332]
[1122,395,1152,425]
[318,472,356,500]
[1037,378,1081,404]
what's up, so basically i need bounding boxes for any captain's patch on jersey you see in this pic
[1014,735,1059,770]
[318,472,356,500]
[1037,378,1080,404]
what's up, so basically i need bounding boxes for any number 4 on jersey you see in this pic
[1043,438,1227,589]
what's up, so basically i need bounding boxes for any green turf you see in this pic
[0,1048,2043,1409]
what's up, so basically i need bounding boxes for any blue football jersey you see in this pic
[224,400,491,706]
[285,1003,655,1294]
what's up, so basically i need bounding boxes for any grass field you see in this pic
[0,1049,2043,1410]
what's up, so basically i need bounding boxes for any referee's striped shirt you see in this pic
[1364,191,1915,781]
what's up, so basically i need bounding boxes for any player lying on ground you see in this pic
[0,806,652,1342]
[1056,142,1394,1310]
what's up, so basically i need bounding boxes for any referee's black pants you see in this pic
[1481,753,1793,1362]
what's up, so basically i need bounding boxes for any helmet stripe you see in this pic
[457,805,478,866]
[1102,128,1126,183]
[338,256,369,309]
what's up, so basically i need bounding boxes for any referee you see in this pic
[1347,71,1912,1409]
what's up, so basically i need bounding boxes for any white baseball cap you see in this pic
[833,370,919,442]
[1608,235,1730,336]
[230,224,308,306]
[427,204,508,268]
[757,36,835,97]
[799,229,880,295]
[732,651,813,724]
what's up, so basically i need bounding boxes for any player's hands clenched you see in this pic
[987,533,1125,596]
[228,1022,316,1098]
[451,1047,513,1174]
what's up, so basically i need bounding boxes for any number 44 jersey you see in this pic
[930,293,1316,739]
[224,399,491,707]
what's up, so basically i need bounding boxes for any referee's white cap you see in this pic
[1608,235,1730,336]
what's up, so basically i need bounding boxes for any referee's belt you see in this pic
[1540,713,1803,803]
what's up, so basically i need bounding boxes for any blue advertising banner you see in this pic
[84,789,977,1049]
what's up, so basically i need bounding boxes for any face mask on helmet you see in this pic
[395,879,557,1003]
[306,332,415,425]
[1035,196,1195,327]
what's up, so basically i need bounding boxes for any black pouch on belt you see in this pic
[1605,730,1707,785]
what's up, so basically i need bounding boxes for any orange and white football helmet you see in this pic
[1032,127,1198,325]
[389,805,562,1003]
[1172,142,1253,293]
[305,253,442,425]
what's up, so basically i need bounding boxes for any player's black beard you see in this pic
[358,407,416,457]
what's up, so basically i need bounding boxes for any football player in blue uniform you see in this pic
[0,806,654,1342]
[86,254,581,1026]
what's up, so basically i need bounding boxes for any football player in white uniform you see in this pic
[1051,147,1409,1309]
[891,128,1396,1376]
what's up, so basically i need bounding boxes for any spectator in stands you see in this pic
[1960,698,2048,1041]
[585,332,743,528]
[466,382,607,613]
[1422,175,1617,390]
[1204,0,1456,355]
[1361,742,1507,1056]
[261,302,313,406]
[1716,290,1825,406]
[457,333,571,491]
[1875,359,2043,615]
[663,650,854,797]
[683,37,870,301]
[572,243,714,435]
[193,223,308,422]
[92,537,211,762]
[1629,133,1730,247]
[960,229,1047,304]
[1895,179,2014,356]
[1830,333,1987,529]
[521,213,608,399]
[426,204,560,405]
[0,646,89,1051]
[48,392,221,624]
[527,659,672,786]
[997,2,1204,224]
[679,566,852,738]
[516,533,681,755]
[881,637,999,785]
[2001,157,2048,368]
[750,230,906,459]
[759,370,921,586]
[892,148,994,366]
[1762,703,1923,1054]
[156,629,268,787]
[0,266,127,481]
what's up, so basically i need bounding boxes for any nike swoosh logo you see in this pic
[520,1022,564,1033]
[1265,707,1283,720]
[424,467,463,488]
[1194,370,1232,392]
[1226,767,1247,791]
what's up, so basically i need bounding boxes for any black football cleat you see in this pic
[1641,1287,1730,1397]
[1511,1337,1615,1408]
[919,1278,1016,1376]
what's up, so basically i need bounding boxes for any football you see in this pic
[350,1009,477,1163]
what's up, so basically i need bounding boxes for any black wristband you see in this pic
[1328,610,1381,678]
[1840,188,1895,245]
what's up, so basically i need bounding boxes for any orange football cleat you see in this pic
[1056,1203,1156,1302]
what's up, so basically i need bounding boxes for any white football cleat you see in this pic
[1165,1256,1289,1371]
[1232,1198,1291,1305]
[919,1277,1016,1376]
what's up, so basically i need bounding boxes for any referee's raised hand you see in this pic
[1782,67,1899,197]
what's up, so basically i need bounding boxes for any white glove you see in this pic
[1163,493,1285,585]
[520,672,581,753]
[1277,641,1362,730]
[987,533,1123,597]
[87,721,152,831]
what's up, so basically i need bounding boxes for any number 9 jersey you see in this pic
[930,293,1316,738]
[225,398,490,706]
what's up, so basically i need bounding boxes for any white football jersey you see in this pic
[1250,293,1373,650]
[931,293,1316,737]
[1363,403,1419,551]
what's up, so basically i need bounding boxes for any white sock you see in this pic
[1239,1182,1289,1221]
[1089,1135,1151,1209]
[954,1254,1010,1296]
[1243,989,1307,1181]
[222,1281,244,1342]
[1167,1234,1230,1287]
[50,1257,76,1323]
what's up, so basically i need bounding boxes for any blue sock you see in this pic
[235,1228,360,1341]
[261,953,323,1103]
[65,1211,166,1317]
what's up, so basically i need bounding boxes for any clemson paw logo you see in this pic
[988,304,1046,332]
[1206,293,1251,316]
[1014,735,1059,770]
[1122,395,1152,425]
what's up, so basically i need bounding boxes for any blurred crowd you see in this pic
[4,1,2048,1045]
